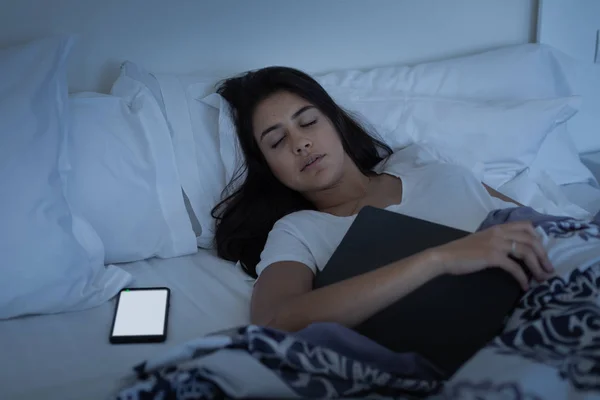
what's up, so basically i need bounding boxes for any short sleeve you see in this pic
[255,218,317,277]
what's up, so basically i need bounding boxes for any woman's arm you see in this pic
[252,251,440,332]
[482,183,522,206]
[251,222,552,332]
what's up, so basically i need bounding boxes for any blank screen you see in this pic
[112,289,168,337]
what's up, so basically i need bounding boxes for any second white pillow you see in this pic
[67,80,197,264]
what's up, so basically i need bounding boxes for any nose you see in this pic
[293,136,312,154]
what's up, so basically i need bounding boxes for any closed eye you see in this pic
[271,136,285,149]
[300,120,317,128]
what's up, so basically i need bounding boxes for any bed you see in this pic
[2,1,600,399]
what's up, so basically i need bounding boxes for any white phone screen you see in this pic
[112,289,168,337]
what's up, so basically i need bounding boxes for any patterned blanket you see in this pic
[115,208,600,399]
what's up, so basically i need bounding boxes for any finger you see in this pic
[494,254,529,291]
[510,242,547,282]
[502,220,543,238]
[506,232,554,273]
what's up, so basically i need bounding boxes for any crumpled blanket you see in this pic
[442,207,600,399]
[115,322,442,399]
[115,207,600,399]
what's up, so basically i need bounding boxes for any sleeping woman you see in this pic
[211,66,554,334]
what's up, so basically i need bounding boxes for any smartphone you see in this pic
[109,287,170,344]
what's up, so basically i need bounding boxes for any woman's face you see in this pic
[252,91,347,193]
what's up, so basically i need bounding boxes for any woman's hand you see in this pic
[429,222,554,291]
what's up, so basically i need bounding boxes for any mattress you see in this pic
[0,249,253,400]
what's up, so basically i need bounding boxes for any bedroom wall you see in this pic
[0,0,538,93]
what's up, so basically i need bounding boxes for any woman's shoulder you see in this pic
[257,210,325,277]
[272,209,329,235]
[271,209,350,247]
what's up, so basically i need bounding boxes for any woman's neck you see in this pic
[304,163,372,213]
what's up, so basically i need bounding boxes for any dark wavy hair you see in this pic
[212,66,392,278]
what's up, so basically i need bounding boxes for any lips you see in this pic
[301,154,324,171]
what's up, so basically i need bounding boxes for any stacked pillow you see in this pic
[114,43,596,248]
[0,37,197,319]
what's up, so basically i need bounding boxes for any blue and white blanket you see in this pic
[115,208,600,399]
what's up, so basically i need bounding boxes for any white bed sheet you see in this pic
[561,151,600,216]
[561,182,600,216]
[581,151,600,182]
[0,249,252,400]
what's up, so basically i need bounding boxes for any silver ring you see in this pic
[511,240,517,255]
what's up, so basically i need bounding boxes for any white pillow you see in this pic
[325,86,580,188]
[316,44,573,97]
[67,83,197,263]
[0,36,131,319]
[118,61,167,118]
[114,63,225,245]
[316,43,595,186]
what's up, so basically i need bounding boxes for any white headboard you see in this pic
[537,0,600,152]
[537,0,600,63]
[0,0,537,93]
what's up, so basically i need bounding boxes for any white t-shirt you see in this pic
[255,148,514,277]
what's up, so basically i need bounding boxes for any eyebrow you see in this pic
[259,105,315,141]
